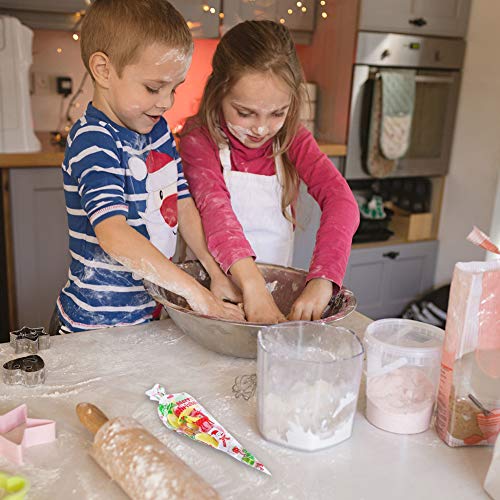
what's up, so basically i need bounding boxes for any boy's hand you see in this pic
[210,273,243,304]
[288,279,335,321]
[189,287,246,322]
[243,286,286,324]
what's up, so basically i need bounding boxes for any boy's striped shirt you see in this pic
[57,103,189,332]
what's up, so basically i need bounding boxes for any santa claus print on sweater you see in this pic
[128,150,178,259]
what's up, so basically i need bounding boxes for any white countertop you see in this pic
[0,314,493,499]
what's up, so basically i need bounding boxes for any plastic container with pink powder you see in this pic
[364,319,444,434]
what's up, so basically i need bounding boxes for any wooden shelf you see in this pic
[0,133,64,168]
[317,143,347,157]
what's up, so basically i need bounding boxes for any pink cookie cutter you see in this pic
[0,404,56,465]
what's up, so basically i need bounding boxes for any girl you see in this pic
[180,20,359,323]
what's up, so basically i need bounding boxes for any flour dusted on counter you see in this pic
[260,379,357,451]
[366,366,435,434]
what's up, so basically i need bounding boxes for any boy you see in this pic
[55,0,243,332]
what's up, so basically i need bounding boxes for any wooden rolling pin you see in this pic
[76,403,220,500]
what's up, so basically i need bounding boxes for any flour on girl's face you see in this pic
[221,71,292,149]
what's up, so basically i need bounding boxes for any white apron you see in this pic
[218,142,294,267]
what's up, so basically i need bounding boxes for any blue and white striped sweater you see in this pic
[57,103,189,332]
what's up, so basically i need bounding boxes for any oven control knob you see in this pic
[381,49,391,60]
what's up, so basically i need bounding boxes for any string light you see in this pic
[219,12,224,19]
[296,1,302,7]
[209,7,216,14]
[279,18,286,24]
[320,0,328,20]
[202,4,209,11]
[56,47,62,54]
[72,33,79,41]
[301,6,307,12]
[288,9,293,15]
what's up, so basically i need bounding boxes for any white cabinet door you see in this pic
[169,0,221,38]
[359,0,471,38]
[343,241,438,319]
[10,168,70,330]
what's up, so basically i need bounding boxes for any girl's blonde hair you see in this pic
[193,20,306,221]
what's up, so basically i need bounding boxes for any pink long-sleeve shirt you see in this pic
[179,121,360,286]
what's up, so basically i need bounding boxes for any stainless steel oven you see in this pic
[345,31,466,180]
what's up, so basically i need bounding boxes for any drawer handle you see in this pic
[383,251,400,260]
[409,17,427,27]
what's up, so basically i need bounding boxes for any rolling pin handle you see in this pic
[76,403,109,436]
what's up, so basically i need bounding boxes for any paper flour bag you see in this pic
[436,227,500,447]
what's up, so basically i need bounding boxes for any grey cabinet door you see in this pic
[359,0,471,38]
[169,0,221,38]
[10,168,70,330]
[276,0,316,31]
[222,0,315,40]
[343,241,438,319]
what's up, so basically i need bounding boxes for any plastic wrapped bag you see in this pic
[436,228,500,447]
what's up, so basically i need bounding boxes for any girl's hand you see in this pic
[190,287,246,322]
[288,279,334,321]
[243,286,286,324]
[210,273,243,304]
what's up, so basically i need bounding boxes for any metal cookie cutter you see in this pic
[10,326,50,354]
[0,471,30,499]
[232,374,257,401]
[0,404,56,465]
[3,355,46,387]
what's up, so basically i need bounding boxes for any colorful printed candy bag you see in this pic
[146,384,270,475]
[436,227,500,446]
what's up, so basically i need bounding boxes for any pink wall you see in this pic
[165,39,219,132]
[31,32,307,134]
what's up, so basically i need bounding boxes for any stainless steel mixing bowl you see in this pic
[144,261,357,359]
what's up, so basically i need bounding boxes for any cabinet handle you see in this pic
[383,251,400,260]
[409,17,427,27]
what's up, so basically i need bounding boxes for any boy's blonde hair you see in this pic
[192,20,306,222]
[81,0,193,77]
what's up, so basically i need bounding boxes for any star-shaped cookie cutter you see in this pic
[0,404,56,465]
[9,326,50,354]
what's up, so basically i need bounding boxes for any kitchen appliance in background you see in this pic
[351,177,433,243]
[0,16,40,153]
[345,32,465,180]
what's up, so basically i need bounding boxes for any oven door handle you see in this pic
[371,73,455,85]
[414,75,456,85]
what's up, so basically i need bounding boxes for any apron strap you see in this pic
[218,138,285,187]
[218,143,232,173]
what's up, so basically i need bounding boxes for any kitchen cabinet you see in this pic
[223,0,316,44]
[359,0,471,38]
[0,0,222,37]
[9,168,70,330]
[170,0,221,39]
[343,241,438,319]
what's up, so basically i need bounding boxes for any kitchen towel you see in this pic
[380,70,416,160]
[366,76,397,178]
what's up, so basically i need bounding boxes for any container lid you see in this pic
[364,319,444,357]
